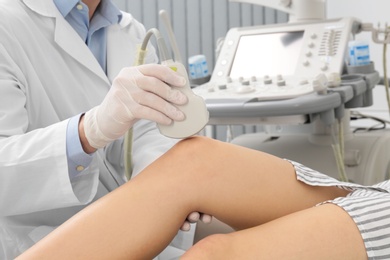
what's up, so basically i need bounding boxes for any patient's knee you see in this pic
[172,136,219,161]
[175,136,214,151]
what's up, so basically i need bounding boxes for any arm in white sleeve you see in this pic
[0,44,99,216]
[0,121,100,217]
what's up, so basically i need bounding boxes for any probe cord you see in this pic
[124,28,171,180]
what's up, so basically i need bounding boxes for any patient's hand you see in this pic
[180,212,213,231]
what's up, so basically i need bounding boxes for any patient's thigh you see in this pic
[188,204,366,260]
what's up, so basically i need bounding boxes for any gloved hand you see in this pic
[84,64,188,149]
[180,212,213,231]
[83,64,212,231]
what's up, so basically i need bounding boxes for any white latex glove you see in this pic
[84,64,188,149]
[84,64,211,231]
[180,212,213,232]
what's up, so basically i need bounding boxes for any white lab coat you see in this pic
[0,0,191,258]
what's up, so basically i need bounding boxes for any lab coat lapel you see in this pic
[106,12,135,83]
[23,0,110,85]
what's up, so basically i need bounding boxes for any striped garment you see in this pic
[290,160,390,259]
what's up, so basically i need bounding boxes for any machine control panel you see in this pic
[193,17,359,101]
[194,74,315,101]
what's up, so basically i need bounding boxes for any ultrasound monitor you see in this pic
[229,31,304,79]
[194,17,359,101]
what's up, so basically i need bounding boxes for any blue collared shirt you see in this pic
[53,0,122,179]
[54,0,122,71]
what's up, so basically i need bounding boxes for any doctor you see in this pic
[0,0,208,258]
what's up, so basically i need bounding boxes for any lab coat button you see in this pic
[76,165,85,171]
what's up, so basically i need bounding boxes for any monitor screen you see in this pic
[229,31,305,79]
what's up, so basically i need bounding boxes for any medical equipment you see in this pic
[348,40,370,66]
[158,60,209,139]
[133,27,209,139]
[132,14,209,139]
[188,55,210,80]
[124,10,210,180]
[360,23,390,115]
[191,0,390,185]
[155,11,209,138]
[193,17,361,122]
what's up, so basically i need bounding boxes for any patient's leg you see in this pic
[182,203,367,259]
[19,136,352,260]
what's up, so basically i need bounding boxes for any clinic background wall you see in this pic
[112,0,289,141]
[112,0,288,71]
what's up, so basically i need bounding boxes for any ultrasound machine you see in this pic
[192,0,390,185]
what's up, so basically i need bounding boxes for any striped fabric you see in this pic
[289,160,390,259]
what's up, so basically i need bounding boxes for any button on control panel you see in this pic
[193,75,317,101]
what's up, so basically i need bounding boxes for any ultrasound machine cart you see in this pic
[193,16,390,185]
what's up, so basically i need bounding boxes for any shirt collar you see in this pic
[53,0,80,17]
[53,0,122,24]
[98,0,122,25]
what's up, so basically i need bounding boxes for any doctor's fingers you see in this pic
[129,92,185,124]
[137,63,187,88]
[114,68,187,105]
[134,74,188,105]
